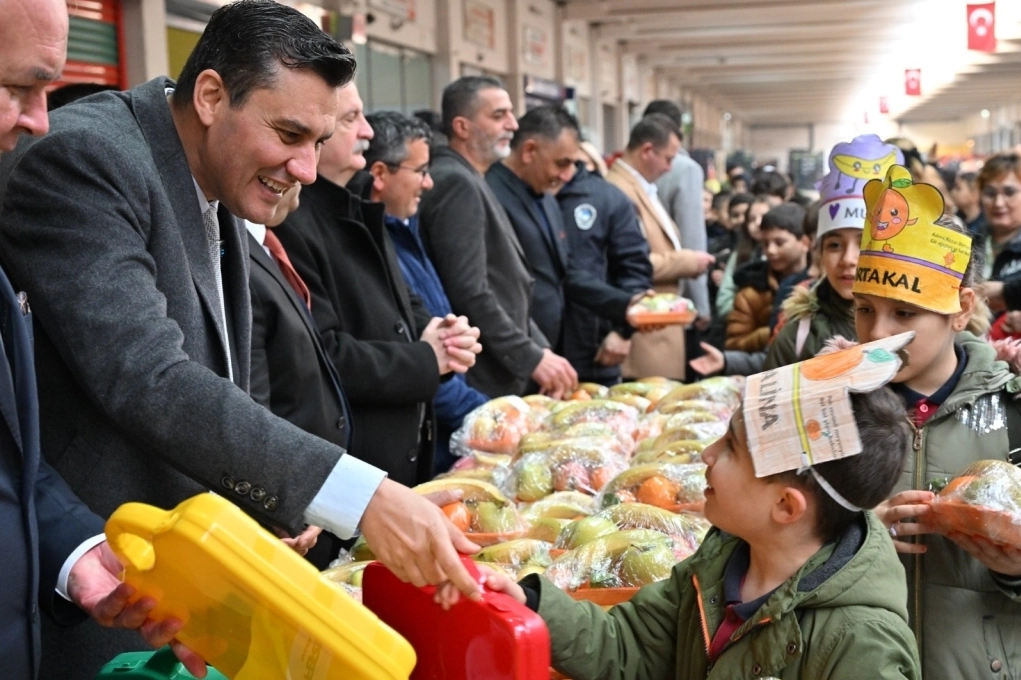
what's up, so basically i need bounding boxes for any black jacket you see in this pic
[486,162,634,351]
[556,165,652,382]
[992,231,1021,311]
[275,176,439,487]
[418,146,547,397]
[248,231,351,451]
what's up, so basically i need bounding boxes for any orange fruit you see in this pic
[442,502,471,532]
[569,389,593,401]
[553,461,592,492]
[800,346,864,382]
[636,475,682,509]
[590,466,616,491]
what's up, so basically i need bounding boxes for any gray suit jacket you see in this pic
[418,146,547,397]
[657,149,710,317]
[0,77,347,531]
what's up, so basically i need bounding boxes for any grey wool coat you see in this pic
[0,77,353,679]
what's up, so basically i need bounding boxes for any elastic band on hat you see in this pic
[797,453,862,512]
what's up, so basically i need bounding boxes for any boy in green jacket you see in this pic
[441,337,921,679]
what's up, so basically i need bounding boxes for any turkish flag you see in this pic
[879,96,889,114]
[905,69,921,96]
[968,3,996,52]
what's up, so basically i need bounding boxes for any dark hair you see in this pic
[978,151,1021,193]
[364,111,432,168]
[174,0,354,109]
[47,82,116,111]
[711,191,732,212]
[441,76,505,137]
[885,137,925,180]
[642,100,683,131]
[750,169,789,199]
[760,203,807,238]
[626,113,678,152]
[735,194,773,266]
[510,105,579,150]
[957,170,978,187]
[770,388,911,543]
[728,192,753,212]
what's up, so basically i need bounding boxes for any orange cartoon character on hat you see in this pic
[863,165,944,254]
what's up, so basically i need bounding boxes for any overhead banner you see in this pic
[967,2,996,52]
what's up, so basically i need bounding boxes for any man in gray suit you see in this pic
[0,2,479,677]
[644,100,713,332]
[419,77,578,398]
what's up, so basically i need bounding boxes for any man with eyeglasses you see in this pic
[365,111,490,474]
[274,83,483,492]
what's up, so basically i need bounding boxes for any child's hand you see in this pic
[875,490,935,554]
[948,532,1021,576]
[434,564,528,610]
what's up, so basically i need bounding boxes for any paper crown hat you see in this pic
[817,135,903,238]
[743,332,913,481]
[852,165,972,314]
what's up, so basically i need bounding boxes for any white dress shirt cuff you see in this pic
[56,534,108,602]
[304,455,387,540]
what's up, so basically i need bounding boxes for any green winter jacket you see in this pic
[531,511,919,680]
[763,278,855,371]
[895,332,1021,680]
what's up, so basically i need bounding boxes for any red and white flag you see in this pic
[967,3,996,52]
[905,69,921,96]
[879,96,889,114]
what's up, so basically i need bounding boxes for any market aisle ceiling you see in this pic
[564,0,1021,125]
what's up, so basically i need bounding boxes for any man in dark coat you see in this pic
[275,83,482,488]
[418,77,577,398]
[0,5,481,676]
[556,161,653,385]
[486,105,640,367]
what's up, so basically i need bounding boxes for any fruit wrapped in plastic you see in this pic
[652,421,727,447]
[608,380,681,410]
[518,490,596,521]
[655,398,734,420]
[626,294,697,328]
[548,399,641,439]
[474,538,554,570]
[555,503,709,553]
[451,395,534,456]
[321,560,372,589]
[597,461,709,511]
[655,377,742,413]
[630,440,705,466]
[515,431,632,462]
[924,460,1021,547]
[506,438,629,502]
[633,412,671,443]
[418,478,528,545]
[544,529,692,597]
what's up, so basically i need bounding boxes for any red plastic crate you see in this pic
[362,557,551,679]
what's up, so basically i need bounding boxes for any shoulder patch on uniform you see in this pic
[574,203,597,231]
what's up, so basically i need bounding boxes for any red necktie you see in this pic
[263,229,311,310]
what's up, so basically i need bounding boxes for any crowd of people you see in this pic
[4,0,1021,677]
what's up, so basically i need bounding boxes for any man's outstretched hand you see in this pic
[67,541,208,678]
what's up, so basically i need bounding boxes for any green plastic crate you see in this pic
[96,647,227,680]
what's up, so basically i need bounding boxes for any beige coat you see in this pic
[607,160,702,380]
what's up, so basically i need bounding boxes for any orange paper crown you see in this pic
[853,165,971,313]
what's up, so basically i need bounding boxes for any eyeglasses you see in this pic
[386,163,430,179]
[981,185,1021,202]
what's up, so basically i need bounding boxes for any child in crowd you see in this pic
[440,343,920,679]
[705,190,732,256]
[726,203,809,352]
[852,165,1021,679]
[765,136,904,368]
[715,193,774,318]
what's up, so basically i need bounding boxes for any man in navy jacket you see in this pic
[365,111,490,474]
[556,161,653,385]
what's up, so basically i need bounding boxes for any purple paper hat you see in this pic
[817,135,904,238]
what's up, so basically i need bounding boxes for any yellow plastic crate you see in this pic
[105,493,415,679]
